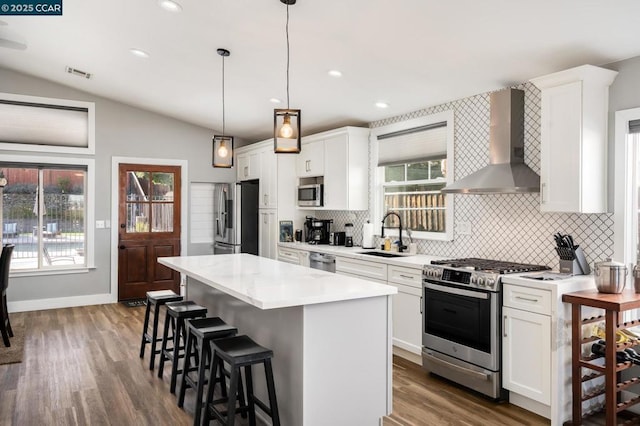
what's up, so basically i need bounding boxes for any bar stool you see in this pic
[203,335,280,426]
[157,300,208,394]
[177,317,239,426]
[139,290,183,370]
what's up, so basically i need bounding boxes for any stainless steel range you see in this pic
[422,258,549,399]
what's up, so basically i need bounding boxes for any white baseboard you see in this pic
[8,293,115,313]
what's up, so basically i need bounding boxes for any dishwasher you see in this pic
[309,252,336,273]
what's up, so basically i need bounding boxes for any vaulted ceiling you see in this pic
[1,0,639,142]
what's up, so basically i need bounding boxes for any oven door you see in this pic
[422,281,499,371]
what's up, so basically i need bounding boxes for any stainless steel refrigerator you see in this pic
[213,181,259,255]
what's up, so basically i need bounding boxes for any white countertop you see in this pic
[502,272,597,292]
[159,253,397,310]
[278,242,445,268]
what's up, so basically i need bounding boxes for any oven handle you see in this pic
[425,282,489,300]
[424,352,491,381]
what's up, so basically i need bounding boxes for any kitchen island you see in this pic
[158,253,397,426]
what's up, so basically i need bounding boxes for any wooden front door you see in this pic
[118,164,181,301]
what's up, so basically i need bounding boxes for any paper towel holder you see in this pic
[362,220,376,249]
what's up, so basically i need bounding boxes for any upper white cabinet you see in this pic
[236,149,260,181]
[296,140,325,178]
[235,140,277,208]
[297,127,369,211]
[259,146,278,208]
[531,65,617,213]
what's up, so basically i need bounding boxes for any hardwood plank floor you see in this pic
[0,304,550,425]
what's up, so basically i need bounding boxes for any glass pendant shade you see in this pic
[274,108,301,153]
[212,135,234,168]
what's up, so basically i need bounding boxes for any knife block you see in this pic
[558,246,591,275]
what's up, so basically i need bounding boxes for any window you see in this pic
[0,156,95,273]
[372,111,454,241]
[614,108,640,266]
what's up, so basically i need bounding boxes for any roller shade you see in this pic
[629,119,640,134]
[377,122,447,166]
[0,99,89,148]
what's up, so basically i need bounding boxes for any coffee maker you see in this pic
[304,216,332,244]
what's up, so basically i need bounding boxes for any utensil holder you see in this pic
[558,246,590,275]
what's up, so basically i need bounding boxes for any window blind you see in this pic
[377,122,447,166]
[0,100,89,148]
[629,119,640,134]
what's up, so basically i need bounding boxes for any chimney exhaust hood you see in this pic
[441,88,540,194]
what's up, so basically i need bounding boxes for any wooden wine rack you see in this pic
[563,290,640,425]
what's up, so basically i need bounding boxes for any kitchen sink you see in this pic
[358,251,411,258]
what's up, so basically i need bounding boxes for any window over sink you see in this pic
[371,110,454,241]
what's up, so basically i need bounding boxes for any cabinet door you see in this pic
[390,282,422,354]
[237,151,261,181]
[259,147,278,208]
[237,153,249,181]
[502,306,551,405]
[323,133,349,210]
[540,81,582,212]
[259,209,277,259]
[296,140,325,177]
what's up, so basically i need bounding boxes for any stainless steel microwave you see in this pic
[297,184,323,207]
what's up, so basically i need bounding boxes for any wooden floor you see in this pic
[0,303,550,425]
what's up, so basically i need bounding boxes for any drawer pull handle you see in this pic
[399,274,414,280]
[504,315,508,337]
[515,296,539,303]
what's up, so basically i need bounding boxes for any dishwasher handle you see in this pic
[309,252,336,263]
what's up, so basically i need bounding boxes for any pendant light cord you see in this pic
[221,54,226,136]
[286,3,290,109]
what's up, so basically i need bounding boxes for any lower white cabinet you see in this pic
[335,256,387,281]
[389,282,422,354]
[277,246,309,267]
[503,306,551,404]
[502,285,552,406]
[259,209,277,260]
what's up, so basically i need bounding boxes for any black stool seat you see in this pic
[212,335,273,365]
[158,300,208,393]
[178,317,239,426]
[204,335,280,426]
[139,290,183,370]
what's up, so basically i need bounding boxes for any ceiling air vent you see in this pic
[65,66,92,79]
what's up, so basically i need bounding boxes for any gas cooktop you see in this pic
[431,257,550,274]
[424,258,551,292]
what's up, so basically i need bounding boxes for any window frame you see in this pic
[1,154,95,276]
[0,92,95,155]
[370,110,455,241]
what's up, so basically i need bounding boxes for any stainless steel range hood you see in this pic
[441,88,540,194]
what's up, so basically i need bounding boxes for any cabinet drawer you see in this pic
[277,247,304,265]
[336,257,387,281]
[503,284,552,315]
[387,265,422,289]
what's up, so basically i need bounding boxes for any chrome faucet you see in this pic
[381,211,407,253]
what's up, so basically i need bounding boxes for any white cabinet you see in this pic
[531,65,617,213]
[259,209,277,260]
[502,284,552,406]
[236,150,260,181]
[335,256,387,282]
[387,265,423,354]
[296,140,324,177]
[296,127,369,210]
[259,146,278,208]
[277,245,309,267]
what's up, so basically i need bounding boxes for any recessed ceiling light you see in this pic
[328,70,342,78]
[129,48,150,59]
[375,101,389,109]
[269,98,282,104]
[158,0,182,12]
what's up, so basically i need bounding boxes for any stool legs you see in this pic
[169,318,186,393]
[149,302,162,370]
[139,302,152,359]
[264,359,280,426]
[177,330,193,409]
[157,313,175,379]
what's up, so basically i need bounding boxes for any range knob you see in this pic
[477,277,486,287]
[470,276,477,285]
[486,278,495,288]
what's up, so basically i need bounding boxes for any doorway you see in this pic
[117,163,181,301]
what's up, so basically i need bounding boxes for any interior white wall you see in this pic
[0,66,236,307]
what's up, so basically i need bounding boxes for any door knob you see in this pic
[120,224,125,228]
[119,245,126,250]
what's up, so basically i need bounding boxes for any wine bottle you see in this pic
[591,342,639,364]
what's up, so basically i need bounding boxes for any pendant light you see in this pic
[213,48,234,168]
[274,0,301,154]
